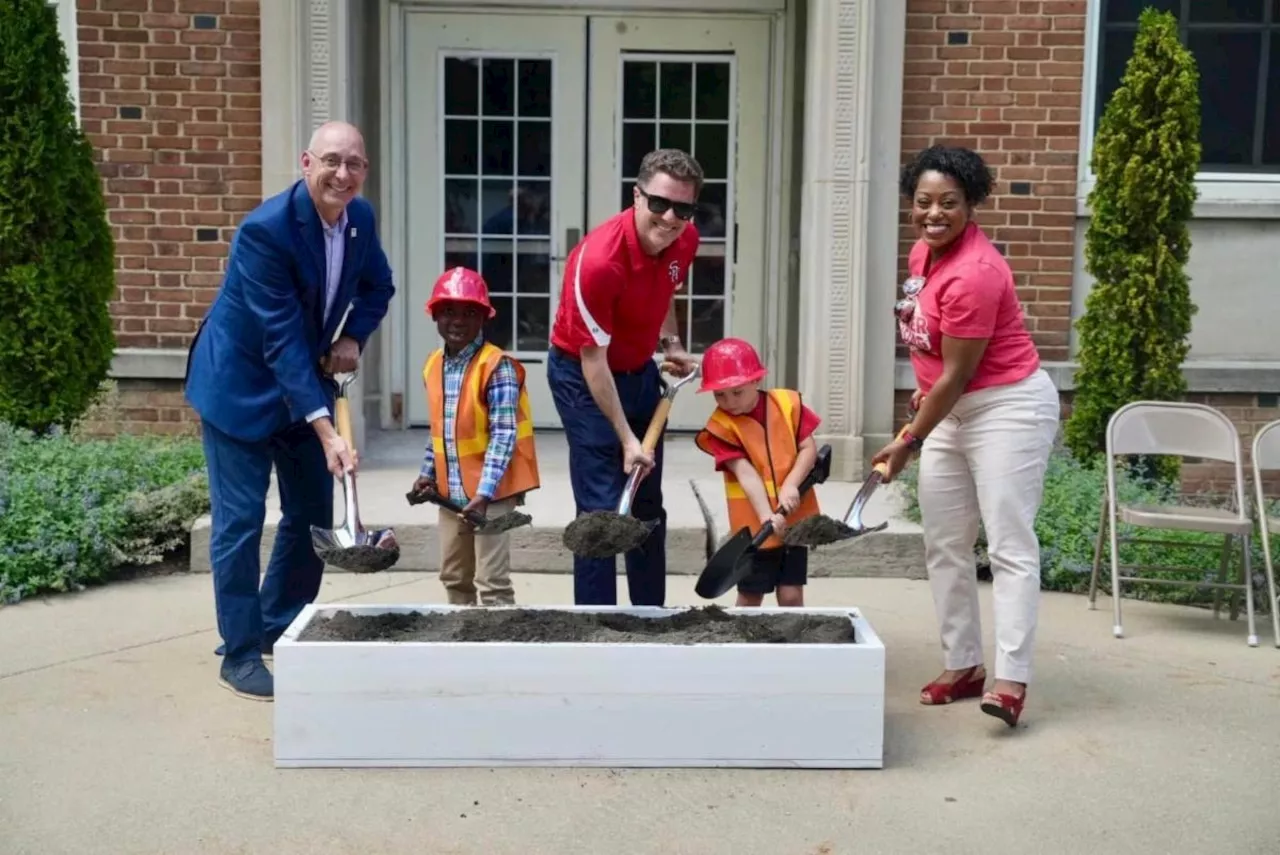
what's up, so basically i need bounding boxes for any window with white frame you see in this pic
[1087,1,1280,198]
[49,0,80,120]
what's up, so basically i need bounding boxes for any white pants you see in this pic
[916,369,1060,684]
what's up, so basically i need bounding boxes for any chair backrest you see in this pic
[1253,419,1280,473]
[1106,401,1241,464]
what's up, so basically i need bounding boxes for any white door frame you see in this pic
[379,0,795,431]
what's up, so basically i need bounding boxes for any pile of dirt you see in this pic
[783,515,857,547]
[562,512,655,557]
[298,605,857,645]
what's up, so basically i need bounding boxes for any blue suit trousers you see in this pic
[200,419,333,664]
[548,348,667,606]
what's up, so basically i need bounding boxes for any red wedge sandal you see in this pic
[980,689,1026,727]
[919,665,986,705]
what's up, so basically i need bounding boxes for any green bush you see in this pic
[0,423,210,604]
[1064,8,1200,483]
[896,447,1275,612]
[0,0,117,434]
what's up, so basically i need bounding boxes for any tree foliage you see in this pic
[0,0,117,433]
[1064,9,1200,482]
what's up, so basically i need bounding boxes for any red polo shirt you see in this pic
[550,209,700,373]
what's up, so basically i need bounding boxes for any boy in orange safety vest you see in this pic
[411,267,540,605]
[693,337,822,607]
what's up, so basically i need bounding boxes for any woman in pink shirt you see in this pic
[872,145,1060,728]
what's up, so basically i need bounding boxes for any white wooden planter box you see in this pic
[273,604,886,769]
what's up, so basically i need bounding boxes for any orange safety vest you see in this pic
[693,389,821,550]
[423,342,540,503]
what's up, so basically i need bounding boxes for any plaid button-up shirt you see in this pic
[420,335,520,501]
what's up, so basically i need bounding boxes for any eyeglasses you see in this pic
[894,276,926,323]
[637,186,698,221]
[308,150,369,173]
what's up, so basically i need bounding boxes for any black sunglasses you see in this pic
[637,186,698,221]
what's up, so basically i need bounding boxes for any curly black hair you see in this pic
[899,145,995,207]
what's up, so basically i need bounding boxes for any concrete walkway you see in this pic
[2,572,1278,854]
[190,429,927,578]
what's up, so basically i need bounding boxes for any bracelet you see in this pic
[660,334,682,351]
[901,430,924,451]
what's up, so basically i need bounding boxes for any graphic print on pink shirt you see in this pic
[897,276,932,353]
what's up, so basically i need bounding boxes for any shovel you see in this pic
[562,361,701,559]
[405,485,533,534]
[694,443,833,599]
[309,371,401,573]
[781,426,913,548]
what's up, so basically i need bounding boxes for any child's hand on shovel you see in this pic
[767,511,788,538]
[460,496,490,530]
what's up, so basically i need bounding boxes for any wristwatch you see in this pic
[660,334,682,352]
[901,429,925,451]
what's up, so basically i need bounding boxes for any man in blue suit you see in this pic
[185,121,396,700]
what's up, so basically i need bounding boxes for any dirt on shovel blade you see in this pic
[316,543,400,573]
[480,510,533,534]
[782,515,858,547]
[298,604,857,645]
[562,511,653,557]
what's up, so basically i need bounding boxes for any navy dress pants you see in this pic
[548,348,667,606]
[200,419,333,664]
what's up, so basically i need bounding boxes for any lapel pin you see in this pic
[350,227,357,238]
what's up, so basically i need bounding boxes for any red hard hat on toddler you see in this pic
[699,337,767,392]
[426,267,496,319]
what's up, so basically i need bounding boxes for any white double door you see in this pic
[404,10,772,431]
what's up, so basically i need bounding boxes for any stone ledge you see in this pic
[188,518,928,580]
[110,348,189,381]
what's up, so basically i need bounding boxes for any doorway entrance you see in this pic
[403,10,774,431]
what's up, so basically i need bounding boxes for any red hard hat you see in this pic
[699,337,767,392]
[426,267,495,319]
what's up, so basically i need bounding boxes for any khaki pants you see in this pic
[916,369,1060,684]
[437,497,517,605]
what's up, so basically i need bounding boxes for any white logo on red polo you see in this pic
[668,261,681,284]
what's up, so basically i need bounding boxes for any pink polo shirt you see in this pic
[898,222,1040,396]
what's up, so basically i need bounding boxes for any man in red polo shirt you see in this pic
[548,148,702,606]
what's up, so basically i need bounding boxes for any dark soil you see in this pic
[315,543,400,573]
[782,515,858,547]
[298,605,857,645]
[562,512,655,557]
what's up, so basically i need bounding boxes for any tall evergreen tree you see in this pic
[0,0,116,433]
[1064,9,1201,482]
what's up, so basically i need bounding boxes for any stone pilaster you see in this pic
[796,0,905,480]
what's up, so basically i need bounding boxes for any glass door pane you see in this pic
[404,12,586,428]
[618,57,734,355]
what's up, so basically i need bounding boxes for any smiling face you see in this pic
[713,382,761,416]
[910,170,971,256]
[632,171,698,256]
[433,301,486,352]
[301,122,369,225]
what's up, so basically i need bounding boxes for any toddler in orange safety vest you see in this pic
[693,337,822,607]
[411,267,540,606]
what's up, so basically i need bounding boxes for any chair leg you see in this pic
[1242,534,1258,647]
[1110,518,1124,640]
[1213,534,1232,620]
[1089,490,1108,610]
[1260,520,1280,648]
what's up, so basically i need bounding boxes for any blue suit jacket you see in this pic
[184,180,396,443]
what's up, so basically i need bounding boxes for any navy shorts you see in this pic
[737,545,808,595]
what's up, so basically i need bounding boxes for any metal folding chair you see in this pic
[1088,401,1263,647]
[1248,419,1280,647]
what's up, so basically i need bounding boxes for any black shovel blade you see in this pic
[694,526,756,599]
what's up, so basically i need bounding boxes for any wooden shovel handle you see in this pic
[641,397,673,454]
[335,395,355,454]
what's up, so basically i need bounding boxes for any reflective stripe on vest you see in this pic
[423,342,540,503]
[693,389,821,550]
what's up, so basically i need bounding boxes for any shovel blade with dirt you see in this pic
[405,486,533,534]
[562,362,701,559]
[309,371,400,573]
[781,426,913,548]
[694,444,833,599]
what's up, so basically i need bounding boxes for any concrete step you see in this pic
[188,431,927,579]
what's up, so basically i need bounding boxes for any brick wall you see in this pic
[74,0,262,432]
[898,0,1087,361]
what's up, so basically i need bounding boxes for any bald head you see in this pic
[301,121,369,225]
